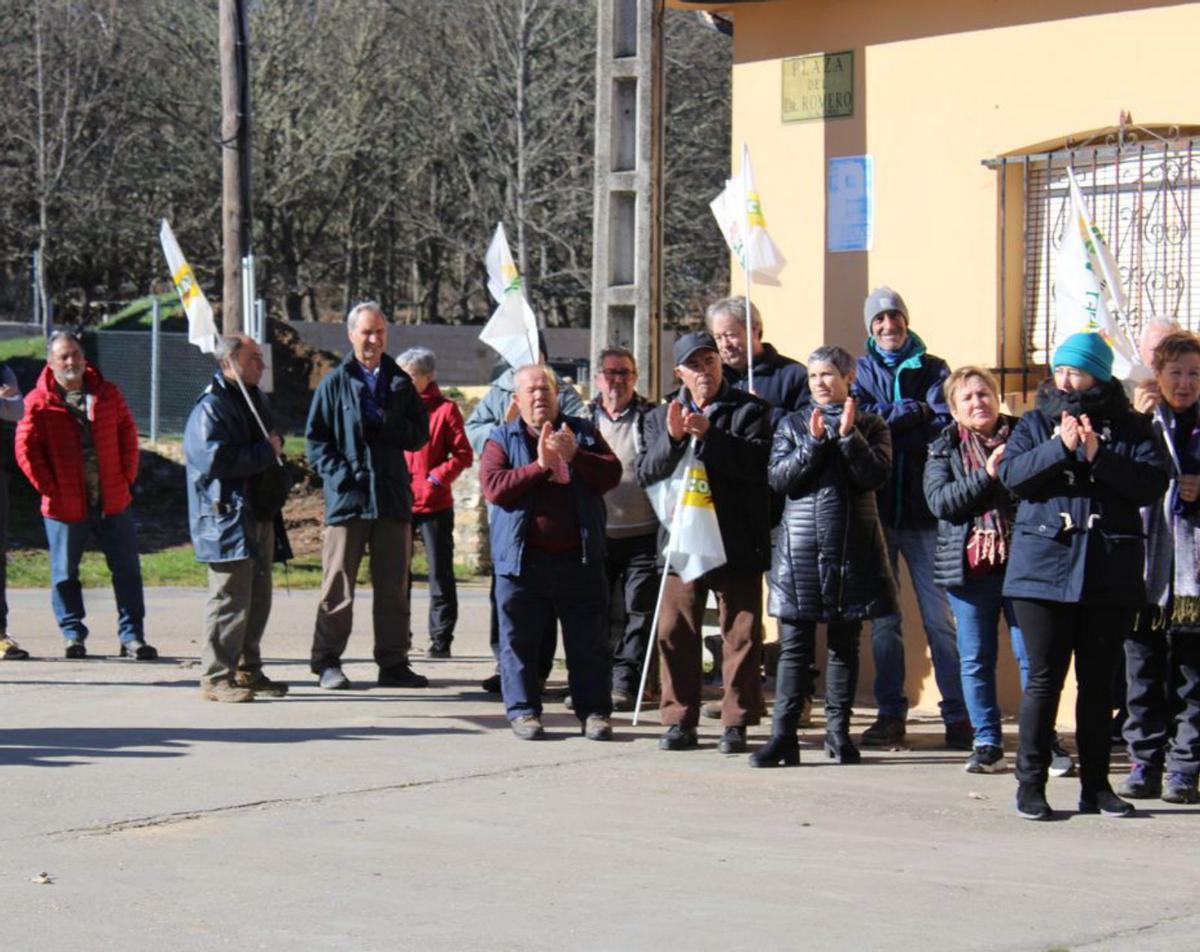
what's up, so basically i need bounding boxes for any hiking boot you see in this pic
[119,640,159,661]
[235,671,289,697]
[200,680,255,703]
[861,715,906,747]
[658,725,698,751]
[1049,736,1076,778]
[1079,789,1134,818]
[610,689,634,712]
[377,665,429,688]
[964,744,1007,774]
[1162,772,1200,805]
[481,672,502,693]
[1116,763,1162,799]
[944,720,975,751]
[718,726,748,754]
[582,714,613,741]
[510,715,545,741]
[0,635,30,660]
[318,667,351,690]
[1016,782,1053,821]
[425,644,451,659]
[64,640,87,659]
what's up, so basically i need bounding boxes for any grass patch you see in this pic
[7,544,477,589]
[0,335,48,362]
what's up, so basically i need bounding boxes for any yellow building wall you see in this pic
[706,0,1200,723]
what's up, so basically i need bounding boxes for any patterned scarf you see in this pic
[957,421,1012,572]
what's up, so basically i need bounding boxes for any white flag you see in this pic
[1053,170,1147,381]
[159,219,219,354]
[709,143,786,286]
[646,443,726,583]
[480,222,540,369]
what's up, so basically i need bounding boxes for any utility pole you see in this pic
[219,0,252,334]
[590,0,664,398]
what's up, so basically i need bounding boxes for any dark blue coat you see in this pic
[185,372,292,564]
[998,380,1169,606]
[723,342,810,425]
[305,353,429,525]
[852,334,951,528]
[485,415,610,576]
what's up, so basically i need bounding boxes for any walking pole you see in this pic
[632,439,694,726]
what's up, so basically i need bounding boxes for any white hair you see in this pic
[346,301,386,332]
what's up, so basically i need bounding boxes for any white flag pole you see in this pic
[633,438,695,726]
[743,271,754,394]
[229,364,284,467]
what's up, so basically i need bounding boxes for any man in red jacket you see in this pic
[15,330,155,660]
[399,348,473,658]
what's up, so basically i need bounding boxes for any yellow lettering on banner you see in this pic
[681,467,715,510]
[173,263,199,305]
[746,192,766,228]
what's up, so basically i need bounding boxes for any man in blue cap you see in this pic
[853,287,971,749]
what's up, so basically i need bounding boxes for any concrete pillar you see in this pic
[590,0,664,398]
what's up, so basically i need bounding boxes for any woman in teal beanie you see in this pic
[998,331,1170,820]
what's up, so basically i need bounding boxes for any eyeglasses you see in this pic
[601,369,633,378]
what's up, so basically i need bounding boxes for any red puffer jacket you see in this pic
[16,364,140,523]
[404,382,473,515]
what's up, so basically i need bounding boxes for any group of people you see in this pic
[2,292,1197,822]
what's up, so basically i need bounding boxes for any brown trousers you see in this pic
[657,567,763,728]
[200,519,274,685]
[310,516,412,672]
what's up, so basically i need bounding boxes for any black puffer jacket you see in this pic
[636,382,773,574]
[923,416,1020,589]
[767,405,898,622]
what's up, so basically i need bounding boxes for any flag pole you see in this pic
[743,270,754,393]
[633,438,695,726]
[229,360,284,467]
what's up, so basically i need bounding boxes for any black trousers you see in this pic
[410,508,458,648]
[605,533,660,694]
[1124,612,1200,776]
[1012,599,1135,790]
[773,618,862,738]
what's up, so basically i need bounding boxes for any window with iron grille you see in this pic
[985,130,1200,395]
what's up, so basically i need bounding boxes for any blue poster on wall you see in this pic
[827,155,874,252]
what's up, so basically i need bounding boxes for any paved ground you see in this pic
[1,583,1197,952]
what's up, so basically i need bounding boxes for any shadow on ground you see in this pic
[0,724,478,768]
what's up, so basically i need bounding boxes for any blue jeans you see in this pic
[45,508,145,644]
[495,548,612,721]
[946,571,1029,748]
[869,525,966,723]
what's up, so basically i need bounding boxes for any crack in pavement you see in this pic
[47,749,634,839]
[1073,909,1200,949]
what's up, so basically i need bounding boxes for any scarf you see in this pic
[1161,404,1200,629]
[957,422,1012,574]
[1034,376,1130,426]
[869,334,918,369]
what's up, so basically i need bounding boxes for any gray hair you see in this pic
[705,296,762,334]
[46,328,83,356]
[398,346,436,377]
[346,300,386,332]
[213,335,249,363]
[514,363,558,391]
[807,345,856,377]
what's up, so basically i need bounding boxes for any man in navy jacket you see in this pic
[852,287,969,748]
[306,302,430,691]
[185,335,292,702]
[480,365,621,740]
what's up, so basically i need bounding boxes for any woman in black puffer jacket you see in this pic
[1000,332,1169,821]
[750,346,897,768]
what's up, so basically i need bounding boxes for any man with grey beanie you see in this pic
[852,287,970,749]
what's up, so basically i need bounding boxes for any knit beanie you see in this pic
[863,286,909,334]
[1052,332,1113,383]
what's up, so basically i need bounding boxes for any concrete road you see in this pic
[1,584,1197,951]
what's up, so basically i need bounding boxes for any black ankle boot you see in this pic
[824,732,861,764]
[1016,782,1053,821]
[748,733,800,768]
